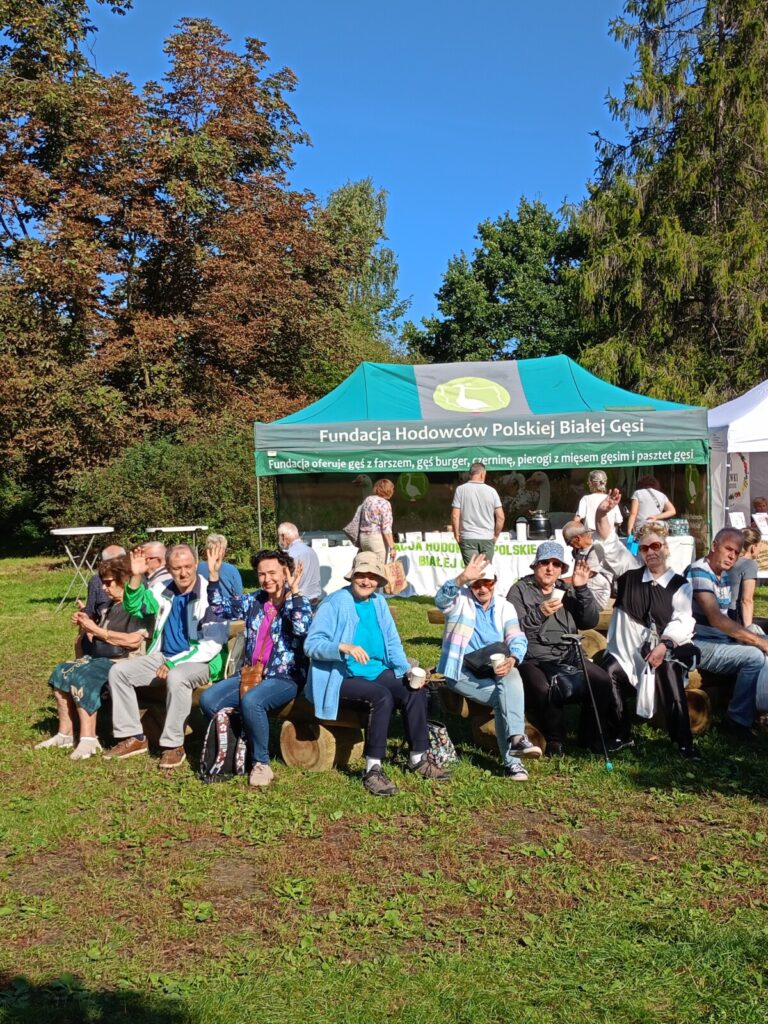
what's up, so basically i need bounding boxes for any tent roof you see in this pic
[276,355,692,425]
[708,379,768,451]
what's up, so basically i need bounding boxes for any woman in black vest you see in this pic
[595,491,699,758]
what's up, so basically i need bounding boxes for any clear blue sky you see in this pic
[90,0,632,328]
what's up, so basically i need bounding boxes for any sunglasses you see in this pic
[470,579,495,589]
[536,559,564,568]
[639,541,664,553]
[101,578,117,586]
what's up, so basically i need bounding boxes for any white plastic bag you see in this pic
[636,663,656,719]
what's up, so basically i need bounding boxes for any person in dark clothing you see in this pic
[594,491,701,758]
[507,541,626,757]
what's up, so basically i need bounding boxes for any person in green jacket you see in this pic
[104,544,225,770]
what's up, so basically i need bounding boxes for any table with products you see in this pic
[311,533,697,598]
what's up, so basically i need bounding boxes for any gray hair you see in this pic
[469,461,486,478]
[167,543,198,566]
[562,522,590,543]
[142,541,166,559]
[277,522,300,542]
[206,533,228,549]
[713,527,745,546]
[100,544,126,561]
[588,470,608,493]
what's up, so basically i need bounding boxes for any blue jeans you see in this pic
[198,673,298,765]
[695,637,764,726]
[446,666,525,767]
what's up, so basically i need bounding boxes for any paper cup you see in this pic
[490,653,506,668]
[408,667,427,689]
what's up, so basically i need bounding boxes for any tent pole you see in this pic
[256,473,263,548]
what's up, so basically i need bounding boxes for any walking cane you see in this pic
[562,633,613,772]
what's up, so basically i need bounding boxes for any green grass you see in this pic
[1,559,768,1023]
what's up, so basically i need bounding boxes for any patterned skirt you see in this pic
[48,657,115,715]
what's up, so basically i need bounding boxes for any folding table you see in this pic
[49,525,115,611]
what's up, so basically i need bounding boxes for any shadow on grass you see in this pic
[627,730,768,798]
[0,975,191,1024]
[28,597,69,605]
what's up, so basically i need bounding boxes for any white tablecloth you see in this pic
[315,535,698,598]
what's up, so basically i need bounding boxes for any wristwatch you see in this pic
[661,638,675,651]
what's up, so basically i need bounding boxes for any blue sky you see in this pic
[90,0,633,328]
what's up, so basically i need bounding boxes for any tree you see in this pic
[318,178,409,342]
[576,0,768,403]
[404,198,584,363]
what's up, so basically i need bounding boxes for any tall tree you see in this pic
[318,178,408,343]
[577,0,768,403]
[404,198,583,363]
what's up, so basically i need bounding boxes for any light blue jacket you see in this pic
[304,587,411,720]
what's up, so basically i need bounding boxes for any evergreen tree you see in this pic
[577,0,768,403]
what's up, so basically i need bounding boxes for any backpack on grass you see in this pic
[198,707,247,783]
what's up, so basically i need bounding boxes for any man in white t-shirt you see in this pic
[451,462,504,565]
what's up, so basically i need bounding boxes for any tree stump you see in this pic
[687,669,702,690]
[580,629,607,659]
[279,720,364,771]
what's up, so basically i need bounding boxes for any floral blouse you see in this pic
[207,584,312,684]
[359,495,393,535]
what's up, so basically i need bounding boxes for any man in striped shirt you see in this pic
[685,528,768,737]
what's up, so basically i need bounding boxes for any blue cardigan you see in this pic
[304,587,411,720]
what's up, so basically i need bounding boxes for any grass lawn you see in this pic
[1,558,768,1024]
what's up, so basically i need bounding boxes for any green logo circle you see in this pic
[432,376,511,413]
[398,473,429,501]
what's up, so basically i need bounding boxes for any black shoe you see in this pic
[723,717,755,741]
[678,744,702,760]
[544,741,564,757]
[508,734,542,758]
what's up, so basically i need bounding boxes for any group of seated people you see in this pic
[37,500,767,793]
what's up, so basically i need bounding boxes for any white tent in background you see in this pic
[708,380,768,534]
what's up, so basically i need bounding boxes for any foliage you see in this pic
[318,178,409,342]
[576,0,768,404]
[404,198,584,363]
[62,424,274,559]
[0,4,403,551]
[2,561,768,1022]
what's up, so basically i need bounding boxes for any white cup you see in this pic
[408,666,427,689]
[490,653,506,669]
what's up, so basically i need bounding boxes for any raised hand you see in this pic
[285,559,304,596]
[129,546,147,580]
[571,558,592,589]
[206,540,225,581]
[461,552,490,583]
[594,488,622,540]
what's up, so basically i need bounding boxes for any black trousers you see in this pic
[600,652,693,748]
[338,670,429,759]
[519,658,624,746]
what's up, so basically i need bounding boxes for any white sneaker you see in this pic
[504,763,529,781]
[70,738,102,760]
[34,733,74,750]
[249,763,275,787]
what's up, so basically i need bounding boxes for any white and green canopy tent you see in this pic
[255,356,708,476]
[253,357,709,542]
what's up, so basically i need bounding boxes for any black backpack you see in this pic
[198,707,247,783]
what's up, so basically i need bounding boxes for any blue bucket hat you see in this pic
[532,541,569,569]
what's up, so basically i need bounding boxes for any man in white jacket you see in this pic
[105,545,224,769]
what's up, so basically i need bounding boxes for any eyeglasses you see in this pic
[536,559,564,568]
[470,579,495,589]
[639,541,664,553]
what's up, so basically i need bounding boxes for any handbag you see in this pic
[462,641,510,679]
[548,663,585,706]
[383,557,407,596]
[343,504,363,545]
[239,662,264,699]
[427,721,458,767]
[636,663,656,718]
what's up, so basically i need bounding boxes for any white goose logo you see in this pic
[433,376,511,414]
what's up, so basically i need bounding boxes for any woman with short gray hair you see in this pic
[575,470,623,532]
